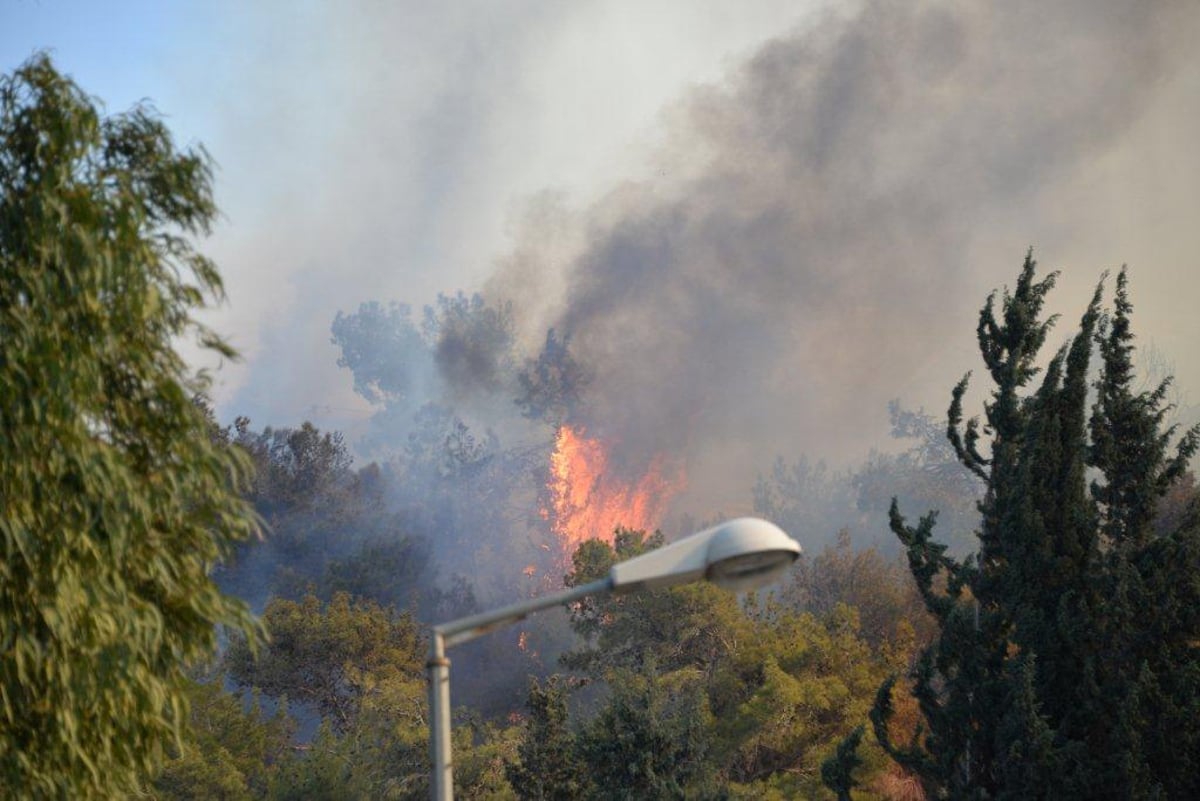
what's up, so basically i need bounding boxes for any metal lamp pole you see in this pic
[427,577,612,801]
[426,518,800,801]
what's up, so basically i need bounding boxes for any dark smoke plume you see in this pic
[486,0,1200,508]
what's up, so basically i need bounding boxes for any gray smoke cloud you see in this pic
[485,0,1200,510]
[187,0,813,434]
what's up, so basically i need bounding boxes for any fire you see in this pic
[544,424,683,559]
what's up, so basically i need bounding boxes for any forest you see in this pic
[3,50,1200,801]
[158,264,1200,800]
[153,260,1200,801]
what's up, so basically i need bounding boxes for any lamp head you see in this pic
[704,518,801,591]
[608,517,800,593]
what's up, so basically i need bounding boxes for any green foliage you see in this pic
[785,529,932,650]
[151,672,296,800]
[577,666,718,801]
[993,655,1057,800]
[453,718,519,801]
[321,536,432,613]
[716,604,893,799]
[1087,271,1200,798]
[872,253,1200,798]
[562,529,744,676]
[215,418,443,617]
[226,593,424,731]
[505,678,586,801]
[821,725,864,801]
[226,593,432,799]
[0,55,260,797]
[268,721,362,801]
[237,421,356,523]
[555,530,899,799]
[1091,271,1197,548]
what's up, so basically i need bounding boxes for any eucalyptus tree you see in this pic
[0,55,260,797]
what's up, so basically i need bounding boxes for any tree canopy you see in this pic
[0,55,260,797]
[866,254,1200,799]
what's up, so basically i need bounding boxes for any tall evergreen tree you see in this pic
[1088,269,1199,798]
[865,254,1199,799]
[505,677,587,801]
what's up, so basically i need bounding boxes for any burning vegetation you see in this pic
[543,424,684,561]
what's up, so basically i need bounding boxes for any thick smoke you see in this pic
[485,0,1200,510]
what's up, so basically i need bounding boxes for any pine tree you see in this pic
[506,677,587,801]
[867,254,1199,799]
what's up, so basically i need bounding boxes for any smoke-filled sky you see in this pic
[6,0,1200,511]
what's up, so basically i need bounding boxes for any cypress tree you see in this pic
[1088,269,1199,798]
[866,254,1199,799]
[821,725,865,801]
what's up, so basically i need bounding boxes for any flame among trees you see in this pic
[185,254,1200,800]
[543,425,684,560]
[157,248,1200,798]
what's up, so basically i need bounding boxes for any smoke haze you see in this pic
[481,0,1200,510]
[174,0,1200,519]
[14,0,1199,723]
[171,0,816,429]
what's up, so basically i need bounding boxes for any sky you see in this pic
[5,1,1200,512]
[3,0,818,425]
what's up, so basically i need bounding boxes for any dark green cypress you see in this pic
[994,655,1058,801]
[1088,268,1200,798]
[821,725,865,801]
[870,254,1200,799]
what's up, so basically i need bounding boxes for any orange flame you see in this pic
[544,424,683,560]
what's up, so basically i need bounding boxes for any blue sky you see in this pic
[5,2,207,121]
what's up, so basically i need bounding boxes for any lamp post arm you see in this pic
[428,576,613,801]
[434,576,613,648]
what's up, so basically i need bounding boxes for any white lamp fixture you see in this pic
[610,517,801,593]
[426,517,800,800]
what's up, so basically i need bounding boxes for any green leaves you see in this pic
[874,252,1200,799]
[1,55,260,798]
[226,593,424,731]
[224,593,431,798]
[506,677,585,801]
[555,531,899,799]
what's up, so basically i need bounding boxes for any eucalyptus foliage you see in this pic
[0,55,260,797]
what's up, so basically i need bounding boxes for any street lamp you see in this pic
[426,517,800,801]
